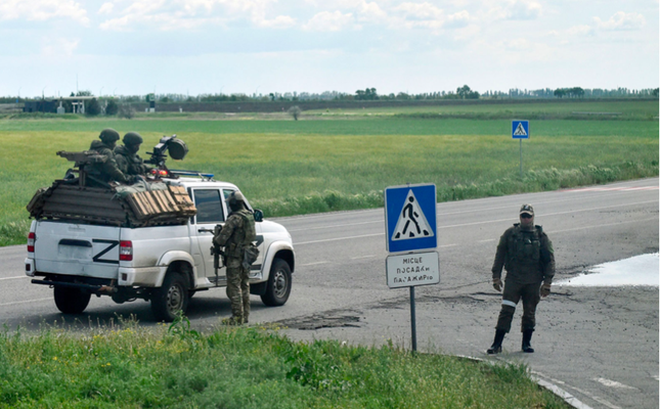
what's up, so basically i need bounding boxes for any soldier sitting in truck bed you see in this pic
[86,128,134,186]
[115,132,153,177]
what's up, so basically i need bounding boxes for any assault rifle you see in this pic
[199,224,224,286]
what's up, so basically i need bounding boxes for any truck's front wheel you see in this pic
[151,272,189,322]
[54,286,91,314]
[261,258,292,306]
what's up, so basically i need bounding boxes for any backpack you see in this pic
[239,211,259,269]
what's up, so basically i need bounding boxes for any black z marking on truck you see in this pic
[255,235,264,246]
[92,239,120,264]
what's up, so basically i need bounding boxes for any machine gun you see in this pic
[56,150,109,187]
[146,135,189,174]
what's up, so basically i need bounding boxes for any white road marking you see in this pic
[593,378,638,390]
[0,276,29,281]
[550,217,658,235]
[299,261,330,266]
[284,194,657,233]
[350,255,375,260]
[288,220,381,232]
[565,186,659,192]
[0,298,52,307]
[532,370,619,409]
[296,233,384,245]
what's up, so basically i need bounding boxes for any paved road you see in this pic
[1,178,658,409]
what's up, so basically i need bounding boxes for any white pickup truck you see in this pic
[24,176,295,321]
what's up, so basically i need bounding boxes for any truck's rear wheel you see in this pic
[261,258,292,306]
[54,286,91,314]
[151,272,189,322]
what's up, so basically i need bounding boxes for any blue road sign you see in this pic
[512,120,530,139]
[385,184,437,253]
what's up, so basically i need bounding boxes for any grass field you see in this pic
[306,99,658,120]
[1,99,657,246]
[0,319,571,409]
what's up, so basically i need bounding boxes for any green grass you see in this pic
[0,319,571,409]
[306,99,659,120]
[1,100,658,246]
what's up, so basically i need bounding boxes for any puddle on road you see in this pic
[556,253,659,287]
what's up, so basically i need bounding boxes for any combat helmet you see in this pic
[123,132,143,146]
[99,128,120,143]
[227,191,246,211]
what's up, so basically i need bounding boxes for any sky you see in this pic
[1,0,658,98]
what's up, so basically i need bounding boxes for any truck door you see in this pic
[189,188,225,284]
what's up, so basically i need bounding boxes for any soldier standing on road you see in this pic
[213,191,256,325]
[487,204,555,354]
[87,128,132,185]
[114,132,153,176]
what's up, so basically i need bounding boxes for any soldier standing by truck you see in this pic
[213,191,257,325]
[487,204,555,354]
[115,132,153,176]
[86,128,132,186]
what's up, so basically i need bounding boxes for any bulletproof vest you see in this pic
[506,224,542,265]
[222,210,256,259]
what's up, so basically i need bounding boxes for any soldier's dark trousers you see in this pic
[496,280,541,333]
[226,260,250,322]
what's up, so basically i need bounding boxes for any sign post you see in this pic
[384,184,439,351]
[512,120,530,178]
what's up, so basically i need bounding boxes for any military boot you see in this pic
[222,316,243,326]
[487,330,506,354]
[522,329,534,353]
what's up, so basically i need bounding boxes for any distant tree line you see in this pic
[119,86,658,103]
[2,86,657,107]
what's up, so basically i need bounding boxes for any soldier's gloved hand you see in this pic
[540,283,551,297]
[214,224,223,236]
[492,278,503,292]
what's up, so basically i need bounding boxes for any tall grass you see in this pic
[0,320,570,408]
[1,113,657,245]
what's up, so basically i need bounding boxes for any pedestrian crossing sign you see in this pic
[512,120,529,139]
[385,184,437,253]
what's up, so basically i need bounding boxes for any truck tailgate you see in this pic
[34,221,121,279]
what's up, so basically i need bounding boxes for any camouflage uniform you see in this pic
[86,129,131,185]
[491,223,555,332]
[487,204,555,354]
[115,132,152,176]
[213,197,256,325]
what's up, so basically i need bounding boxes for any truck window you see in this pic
[193,189,225,224]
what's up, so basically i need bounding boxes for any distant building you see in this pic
[23,100,58,113]
[24,96,96,114]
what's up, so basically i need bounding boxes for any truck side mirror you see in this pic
[254,209,264,222]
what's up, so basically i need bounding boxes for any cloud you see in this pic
[445,10,470,28]
[0,0,90,25]
[254,14,296,28]
[594,11,645,31]
[488,0,542,21]
[356,1,387,23]
[41,37,80,57]
[303,10,355,31]
[566,24,595,37]
[98,2,114,14]
[395,2,443,21]
[98,0,296,31]
[392,2,444,30]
